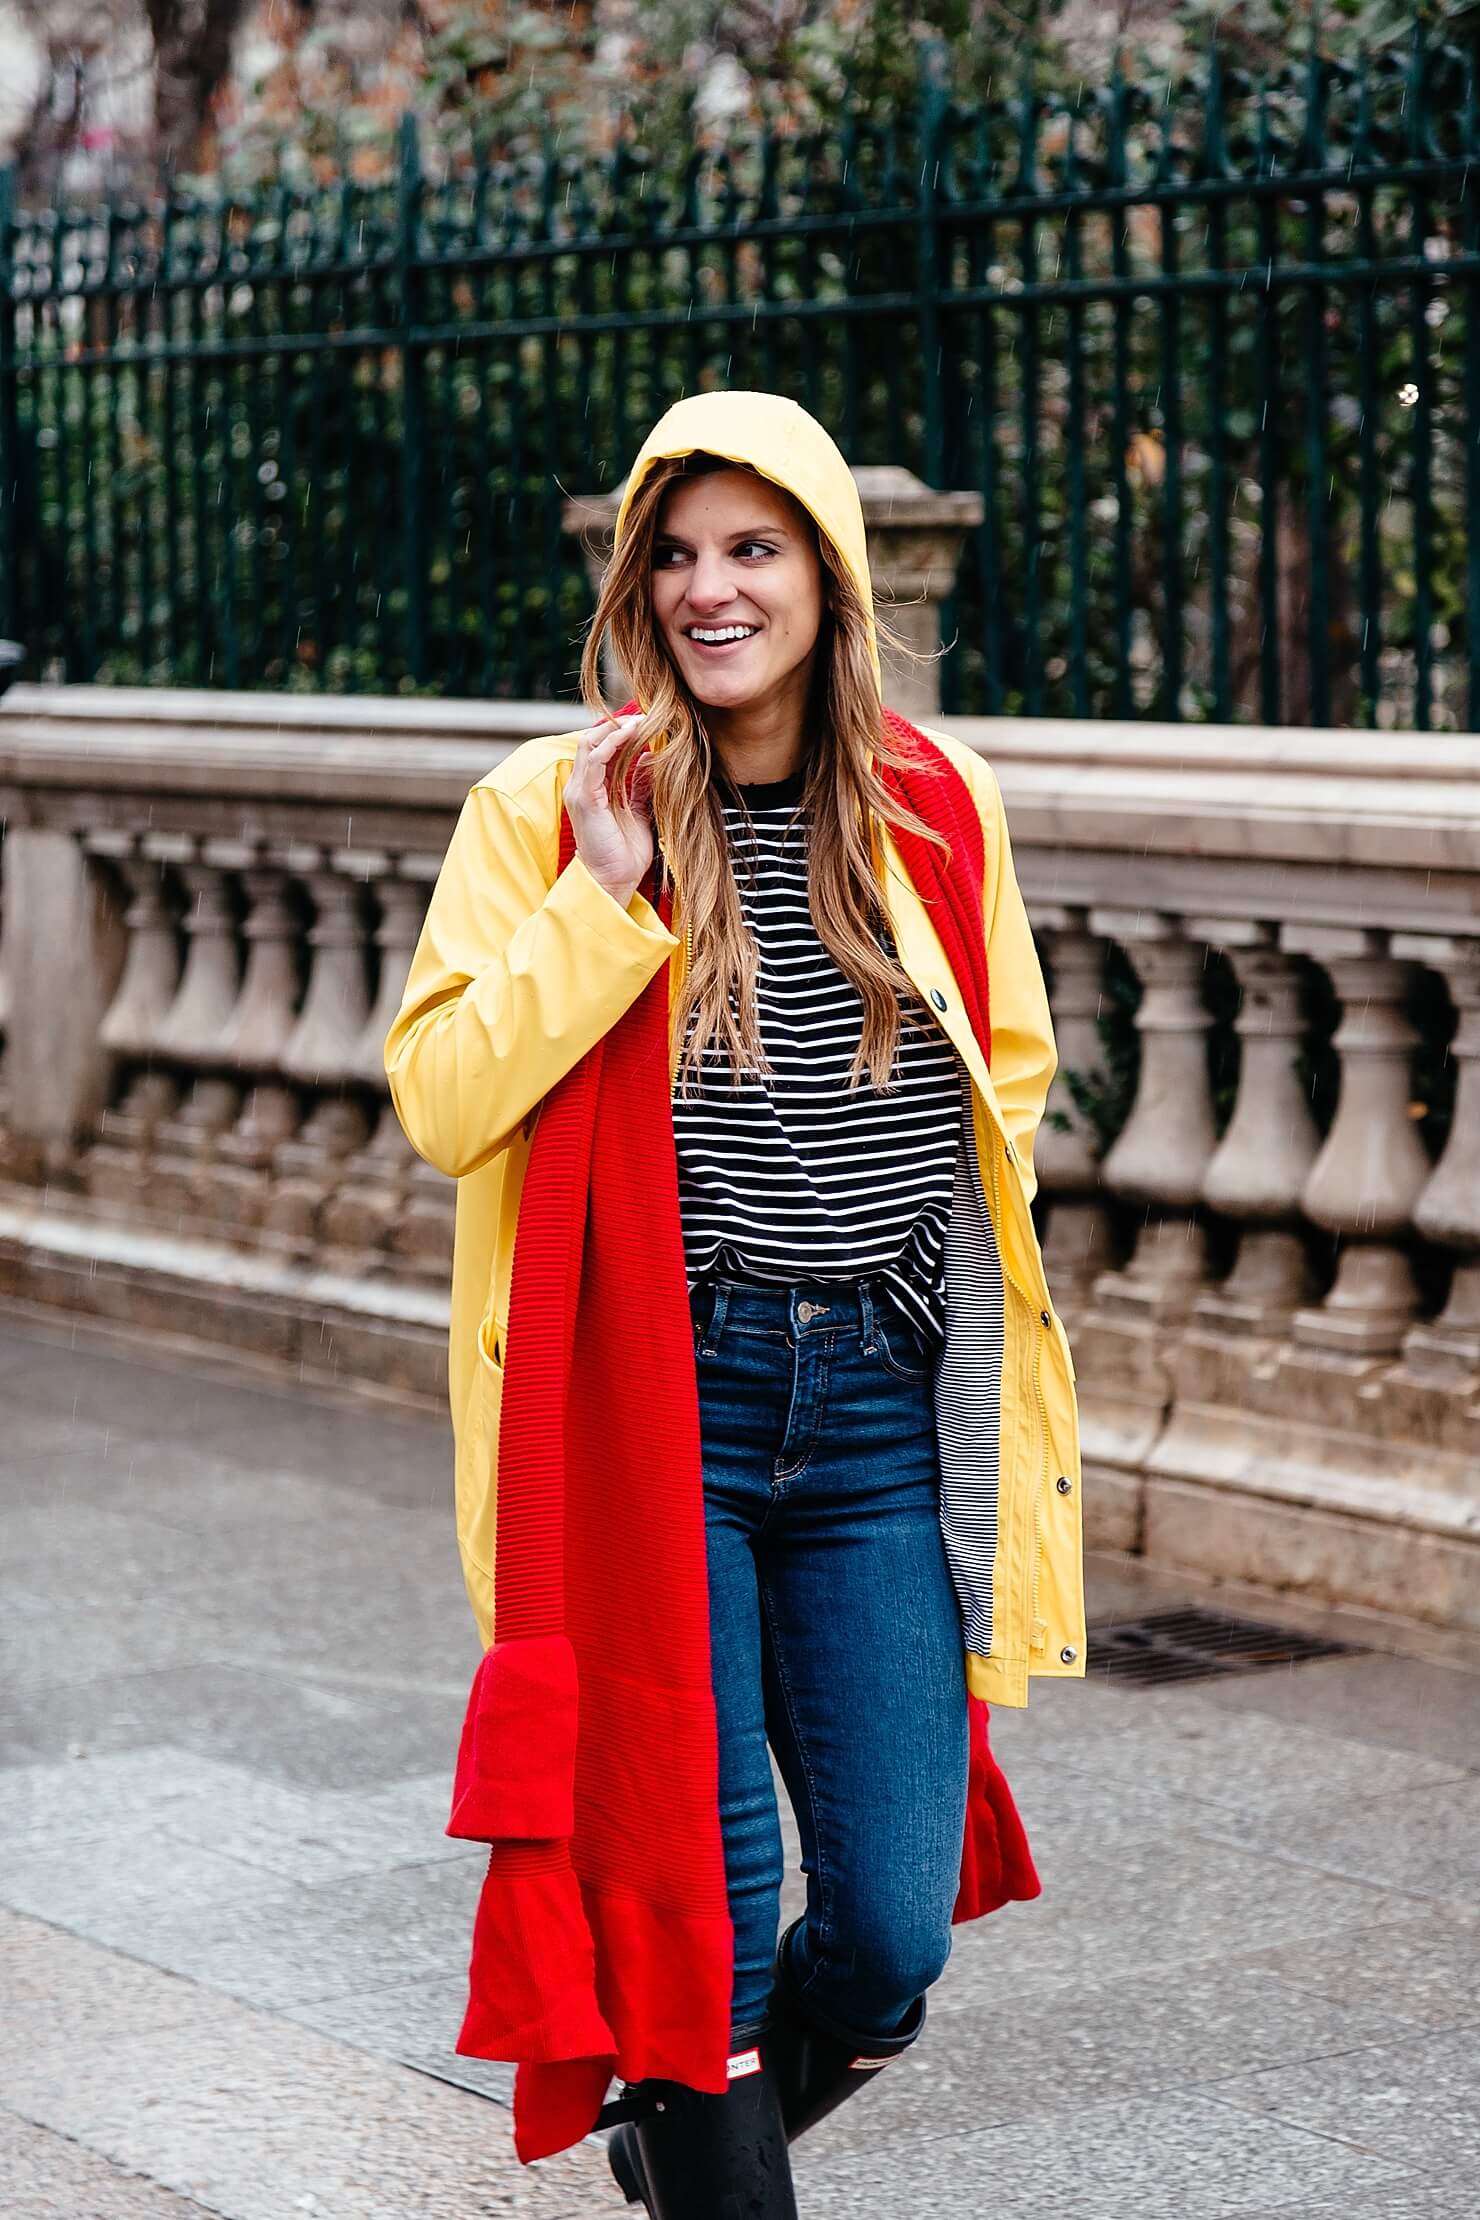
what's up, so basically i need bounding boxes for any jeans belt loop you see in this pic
[858,1278,877,1355]
[700,1280,730,1357]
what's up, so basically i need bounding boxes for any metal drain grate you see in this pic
[1086,1606,1362,1687]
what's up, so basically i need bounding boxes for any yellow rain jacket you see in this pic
[385,390,1085,1708]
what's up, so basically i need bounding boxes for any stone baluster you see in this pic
[1031,906,1114,1317]
[83,836,184,1209]
[385,856,456,1278]
[94,843,182,1072]
[321,865,426,1265]
[148,841,244,1222]
[1191,922,1321,1332]
[206,862,307,1234]
[1394,934,1480,1383]
[1285,927,1430,1355]
[1091,910,1219,1319]
[261,849,373,1253]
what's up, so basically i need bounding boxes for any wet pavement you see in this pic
[3,1303,1477,2218]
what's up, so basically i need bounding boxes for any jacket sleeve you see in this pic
[980,761,1057,1206]
[384,775,680,1179]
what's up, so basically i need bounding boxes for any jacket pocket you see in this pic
[456,1309,506,1584]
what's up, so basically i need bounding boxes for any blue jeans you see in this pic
[690,1274,970,2044]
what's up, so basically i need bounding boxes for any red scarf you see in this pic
[444,710,1039,2164]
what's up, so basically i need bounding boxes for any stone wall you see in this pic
[0,682,1475,1630]
[973,713,1480,1632]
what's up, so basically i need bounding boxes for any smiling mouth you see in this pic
[684,625,761,649]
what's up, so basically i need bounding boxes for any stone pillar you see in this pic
[321,866,425,1263]
[147,844,244,1221]
[1032,906,1114,1316]
[1092,911,1219,1320]
[95,844,181,1071]
[2,827,121,1173]
[561,466,983,718]
[85,838,184,1207]
[208,863,306,1234]
[852,468,986,718]
[386,857,456,1277]
[1191,922,1321,1332]
[1396,934,1480,1383]
[1286,928,1430,1355]
[262,851,373,1253]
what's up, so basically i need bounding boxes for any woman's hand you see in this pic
[563,712,656,908]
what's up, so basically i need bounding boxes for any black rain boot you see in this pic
[601,2022,798,2219]
[766,1916,927,2144]
[603,2099,650,2210]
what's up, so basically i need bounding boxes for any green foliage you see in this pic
[1177,0,1454,69]
[3,33,1478,727]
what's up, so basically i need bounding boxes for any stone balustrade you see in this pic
[964,714,1480,1632]
[0,685,1475,1633]
[0,686,567,1397]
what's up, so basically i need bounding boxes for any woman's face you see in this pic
[649,467,825,720]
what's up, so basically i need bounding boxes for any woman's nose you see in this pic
[686,552,738,610]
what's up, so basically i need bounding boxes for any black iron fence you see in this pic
[1,34,1478,725]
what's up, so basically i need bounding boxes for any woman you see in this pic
[384,390,1084,2218]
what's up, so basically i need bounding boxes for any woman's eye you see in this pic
[652,542,777,567]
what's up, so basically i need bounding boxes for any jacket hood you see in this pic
[610,389,882,698]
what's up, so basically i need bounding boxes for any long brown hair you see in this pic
[577,451,951,1094]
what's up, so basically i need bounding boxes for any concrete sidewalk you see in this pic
[2,1305,1477,2218]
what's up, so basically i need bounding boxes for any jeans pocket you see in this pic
[872,1310,931,1383]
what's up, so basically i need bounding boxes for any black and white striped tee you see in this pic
[669,767,965,1340]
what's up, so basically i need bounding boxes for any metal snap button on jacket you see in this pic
[1059,1646,1078,1664]
[1056,1475,1072,1494]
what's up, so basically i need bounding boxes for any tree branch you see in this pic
[143,0,254,166]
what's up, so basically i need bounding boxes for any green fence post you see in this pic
[0,164,18,645]
[1303,44,1331,729]
[1155,102,1183,723]
[1204,45,1233,724]
[1107,68,1134,721]
[397,112,426,687]
[1017,75,1043,717]
[917,37,950,486]
[1464,48,1480,733]
[1407,23,1435,733]
[1254,80,1281,728]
